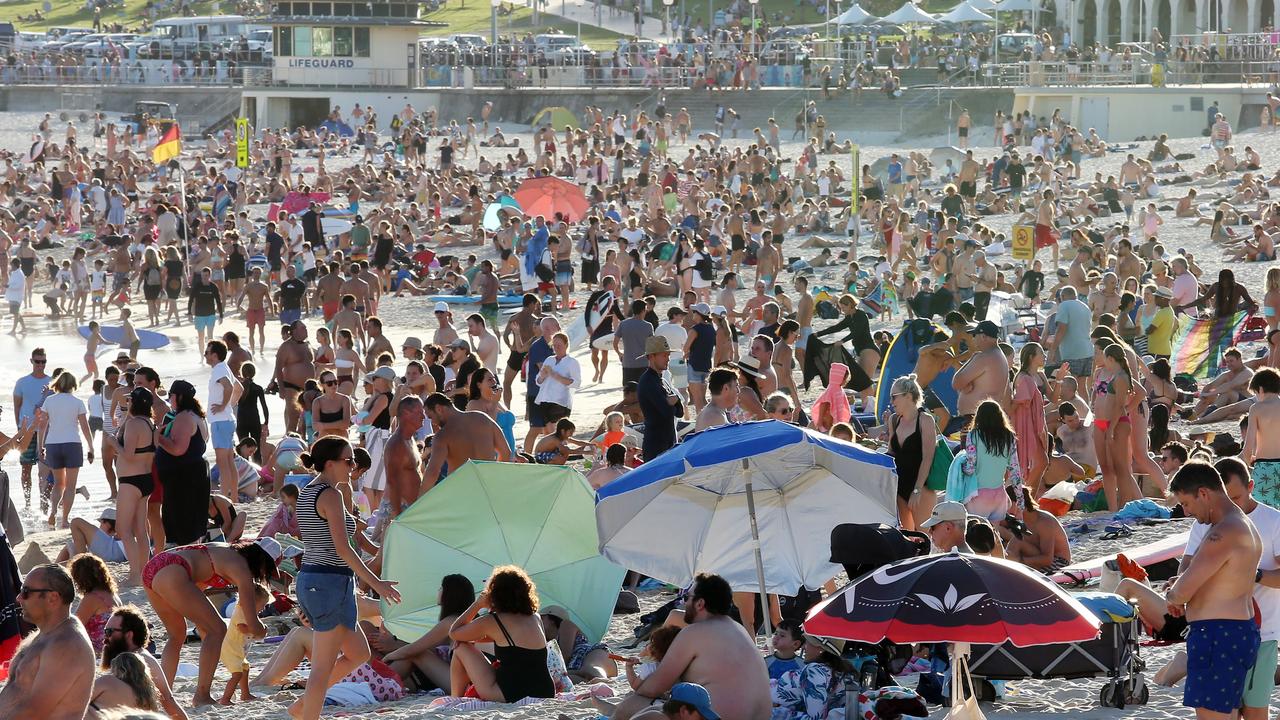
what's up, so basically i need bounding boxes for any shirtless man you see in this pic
[0,564,95,720]
[314,261,344,322]
[272,320,315,436]
[1244,368,1280,508]
[1191,348,1254,419]
[612,573,771,720]
[956,108,971,149]
[363,317,394,371]
[466,313,499,372]
[432,302,460,348]
[238,268,272,355]
[99,606,188,720]
[695,369,738,431]
[793,276,815,366]
[330,295,365,350]
[501,294,540,407]
[421,392,512,491]
[914,329,959,432]
[1002,488,1071,571]
[1056,402,1099,476]
[755,232,780,290]
[1036,188,1060,269]
[772,322,801,409]
[951,320,1010,432]
[119,308,140,360]
[748,334,779,398]
[1166,462,1263,720]
[384,395,425,519]
[339,263,371,316]
[358,261,383,317]
[1115,239,1145,289]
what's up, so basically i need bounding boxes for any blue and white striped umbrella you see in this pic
[595,420,898,598]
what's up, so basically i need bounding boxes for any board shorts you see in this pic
[194,314,216,333]
[1244,639,1278,709]
[507,350,528,373]
[922,385,945,411]
[1252,459,1280,508]
[246,308,266,327]
[796,326,813,350]
[1034,223,1057,249]
[1155,613,1189,642]
[280,308,301,325]
[211,420,236,450]
[1065,356,1093,378]
[322,301,339,322]
[944,414,973,436]
[20,437,39,466]
[959,181,976,198]
[481,302,500,331]
[958,127,969,138]
[1185,619,1260,714]
[527,395,547,427]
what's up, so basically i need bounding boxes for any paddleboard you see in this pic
[247,254,269,270]
[1051,530,1189,585]
[78,325,171,350]
[321,217,353,235]
[874,318,958,421]
[425,294,525,307]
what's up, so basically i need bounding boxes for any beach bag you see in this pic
[945,655,987,720]
[925,433,954,492]
[696,254,713,281]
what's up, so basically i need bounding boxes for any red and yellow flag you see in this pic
[152,123,182,164]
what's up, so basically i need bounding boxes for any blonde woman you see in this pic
[138,247,163,326]
[41,371,93,528]
[1264,267,1280,333]
[883,374,938,531]
[89,652,161,713]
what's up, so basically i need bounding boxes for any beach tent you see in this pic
[938,1,995,23]
[531,106,580,130]
[596,420,898,634]
[992,0,1037,10]
[874,318,959,421]
[877,2,939,24]
[832,3,876,24]
[966,0,997,9]
[381,461,624,643]
[482,194,523,231]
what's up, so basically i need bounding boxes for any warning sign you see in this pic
[1011,224,1036,261]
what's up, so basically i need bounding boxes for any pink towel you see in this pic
[810,363,852,432]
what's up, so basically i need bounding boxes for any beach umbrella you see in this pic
[531,106,580,130]
[381,461,625,644]
[937,1,994,23]
[832,2,876,24]
[966,0,997,9]
[514,176,590,223]
[877,2,939,24]
[482,194,523,232]
[804,552,1100,647]
[596,420,898,635]
[992,0,1036,10]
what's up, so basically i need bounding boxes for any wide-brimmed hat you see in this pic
[1154,286,1174,300]
[733,356,766,378]
[644,336,672,355]
[402,336,423,350]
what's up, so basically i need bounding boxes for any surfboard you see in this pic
[1051,530,1189,585]
[874,319,959,421]
[321,217,353,235]
[568,290,614,348]
[78,325,171,350]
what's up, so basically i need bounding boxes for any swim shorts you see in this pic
[246,308,266,327]
[194,314,216,333]
[1065,356,1094,378]
[1253,459,1280,508]
[280,308,301,325]
[1034,223,1057,249]
[211,420,236,450]
[796,326,812,350]
[922,385,945,411]
[1184,619,1260,714]
[1244,639,1278,709]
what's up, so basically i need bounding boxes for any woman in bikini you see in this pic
[142,538,280,706]
[114,386,155,587]
[333,329,363,397]
[1264,267,1280,334]
[1095,343,1144,511]
[313,327,335,376]
[311,371,355,440]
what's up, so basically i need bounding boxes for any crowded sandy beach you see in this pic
[1,42,1280,720]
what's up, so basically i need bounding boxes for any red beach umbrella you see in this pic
[513,176,589,223]
[804,552,1100,647]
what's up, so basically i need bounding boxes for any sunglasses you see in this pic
[31,359,46,365]
[104,627,125,637]
[19,586,54,598]
[339,456,356,467]
[775,406,793,414]
[323,380,337,386]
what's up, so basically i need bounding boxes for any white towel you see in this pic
[324,681,377,707]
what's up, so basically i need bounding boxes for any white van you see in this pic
[132,15,249,56]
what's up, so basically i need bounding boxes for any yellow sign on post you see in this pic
[850,144,860,215]
[1011,224,1036,261]
[235,118,250,169]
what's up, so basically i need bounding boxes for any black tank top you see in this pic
[370,392,392,430]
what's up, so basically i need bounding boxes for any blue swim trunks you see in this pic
[1185,619,1260,714]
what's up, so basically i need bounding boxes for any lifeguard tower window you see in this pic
[271,1,419,16]
[1190,97,1204,112]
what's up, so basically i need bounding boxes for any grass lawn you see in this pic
[5,0,221,32]
[418,2,624,48]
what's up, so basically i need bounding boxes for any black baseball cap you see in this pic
[969,320,1000,338]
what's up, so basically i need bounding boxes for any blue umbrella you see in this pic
[595,421,898,633]
[482,195,523,231]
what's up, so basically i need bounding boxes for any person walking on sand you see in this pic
[5,258,26,334]
[206,340,242,501]
[957,108,970,149]
[82,320,105,383]
[1165,462,1263,720]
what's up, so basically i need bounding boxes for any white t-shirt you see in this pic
[42,392,87,445]
[655,321,688,356]
[5,271,25,303]
[207,361,236,423]
[536,354,581,409]
[1187,501,1280,641]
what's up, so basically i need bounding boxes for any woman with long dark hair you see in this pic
[1096,344,1143,510]
[383,574,476,691]
[468,368,517,456]
[1013,343,1050,496]
[953,400,1023,520]
[115,386,154,587]
[293,435,400,720]
[156,380,211,547]
[1180,268,1258,319]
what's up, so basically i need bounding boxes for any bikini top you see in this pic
[317,401,345,423]
[118,417,156,454]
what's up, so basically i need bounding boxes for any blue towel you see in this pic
[1114,498,1171,521]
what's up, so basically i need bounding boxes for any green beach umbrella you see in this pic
[531,106,580,130]
[381,461,624,643]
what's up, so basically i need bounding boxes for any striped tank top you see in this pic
[297,480,356,575]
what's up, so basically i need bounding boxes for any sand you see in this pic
[0,107,1267,717]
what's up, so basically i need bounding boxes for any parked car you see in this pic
[758,38,810,64]
[615,38,662,60]
[994,32,1036,61]
[534,33,594,63]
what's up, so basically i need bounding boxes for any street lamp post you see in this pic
[664,0,675,43]
[491,0,501,70]
[749,0,758,46]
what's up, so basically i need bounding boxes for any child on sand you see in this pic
[766,619,806,680]
[592,411,626,459]
[119,307,139,359]
[219,583,271,705]
[87,379,104,446]
[83,320,104,381]
[89,259,106,319]
[625,625,681,690]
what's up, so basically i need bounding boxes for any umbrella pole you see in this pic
[742,458,772,638]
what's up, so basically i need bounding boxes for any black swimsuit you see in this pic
[889,413,924,502]
[491,614,555,702]
[117,418,156,497]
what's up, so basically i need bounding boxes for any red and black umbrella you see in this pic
[804,552,1101,647]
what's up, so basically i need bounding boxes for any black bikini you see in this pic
[117,418,156,497]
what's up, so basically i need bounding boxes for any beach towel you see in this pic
[802,335,871,392]
[1114,499,1172,521]
[810,363,853,431]
[324,682,377,707]
[1171,310,1249,379]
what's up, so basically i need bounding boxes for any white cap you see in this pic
[255,536,283,562]
[434,301,450,313]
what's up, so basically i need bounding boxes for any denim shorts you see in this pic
[194,314,216,333]
[296,568,357,631]
[45,441,84,470]
[687,368,709,385]
[280,308,302,325]
[211,420,236,450]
